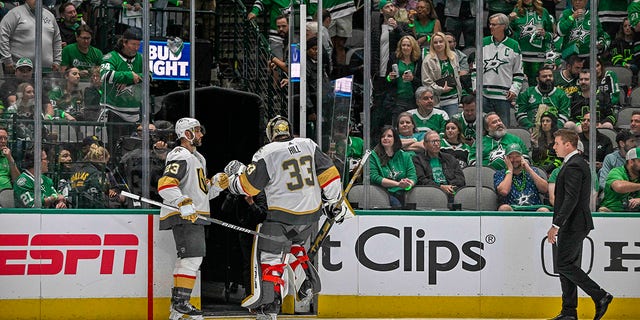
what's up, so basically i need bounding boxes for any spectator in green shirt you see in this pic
[599,147,640,212]
[14,148,68,208]
[0,128,19,207]
[370,125,417,208]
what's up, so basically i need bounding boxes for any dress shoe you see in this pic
[594,292,613,320]
[549,314,577,320]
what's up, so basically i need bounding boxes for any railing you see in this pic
[89,3,216,53]
[214,0,288,121]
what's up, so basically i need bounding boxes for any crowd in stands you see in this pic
[3,0,640,213]
[347,0,640,212]
[0,0,171,209]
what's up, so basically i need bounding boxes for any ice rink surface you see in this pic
[205,315,540,320]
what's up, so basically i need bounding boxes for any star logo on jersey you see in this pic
[489,144,506,163]
[569,24,590,43]
[115,85,135,97]
[516,193,533,206]
[484,52,508,74]
[519,19,537,38]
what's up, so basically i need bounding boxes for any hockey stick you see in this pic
[120,191,281,241]
[308,149,372,260]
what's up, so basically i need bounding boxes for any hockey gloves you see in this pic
[324,197,352,224]
[224,160,246,177]
[177,197,198,223]
[225,160,247,195]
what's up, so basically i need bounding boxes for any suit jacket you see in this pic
[553,153,594,232]
[412,151,466,187]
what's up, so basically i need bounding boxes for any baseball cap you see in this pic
[123,27,142,41]
[82,135,103,147]
[16,57,33,69]
[626,147,640,161]
[378,0,390,10]
[506,143,523,155]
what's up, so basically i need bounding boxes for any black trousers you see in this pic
[556,230,606,316]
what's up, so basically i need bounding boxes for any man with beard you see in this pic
[578,113,614,172]
[566,70,616,130]
[407,86,449,133]
[451,94,483,144]
[469,112,529,170]
[598,130,637,191]
[158,118,227,320]
[553,54,584,97]
[100,27,144,149]
[599,146,640,212]
[494,143,550,211]
[515,66,570,131]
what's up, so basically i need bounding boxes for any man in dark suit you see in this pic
[547,129,613,320]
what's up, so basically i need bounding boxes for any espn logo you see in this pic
[0,234,139,276]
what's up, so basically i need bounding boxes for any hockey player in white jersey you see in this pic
[225,116,352,320]
[158,117,227,320]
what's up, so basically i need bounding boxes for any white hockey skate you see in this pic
[169,300,204,320]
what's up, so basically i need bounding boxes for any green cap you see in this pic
[378,0,389,10]
[506,143,523,155]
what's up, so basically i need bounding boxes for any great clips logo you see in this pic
[322,226,486,284]
[0,234,139,276]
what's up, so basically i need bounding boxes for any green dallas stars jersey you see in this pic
[557,9,610,57]
[100,50,144,122]
[509,7,555,62]
[14,171,59,208]
[468,133,529,170]
[515,86,570,130]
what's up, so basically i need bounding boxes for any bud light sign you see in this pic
[140,39,191,81]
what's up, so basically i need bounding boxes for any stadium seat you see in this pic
[507,128,532,150]
[463,166,497,190]
[599,128,617,148]
[606,66,633,90]
[629,87,640,108]
[347,184,391,209]
[617,107,637,129]
[453,186,498,211]
[405,186,449,210]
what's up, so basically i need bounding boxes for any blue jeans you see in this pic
[482,97,513,127]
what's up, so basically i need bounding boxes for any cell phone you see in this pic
[404,70,411,75]
[392,64,399,74]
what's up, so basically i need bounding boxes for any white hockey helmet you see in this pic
[266,115,292,142]
[175,117,202,140]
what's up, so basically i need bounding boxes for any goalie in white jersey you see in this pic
[225,116,352,320]
[158,117,226,320]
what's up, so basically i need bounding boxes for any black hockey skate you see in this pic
[169,300,204,320]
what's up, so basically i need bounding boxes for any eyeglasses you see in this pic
[426,140,441,144]
[0,136,8,141]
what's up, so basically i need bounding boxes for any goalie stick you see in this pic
[308,149,372,260]
[120,190,282,241]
